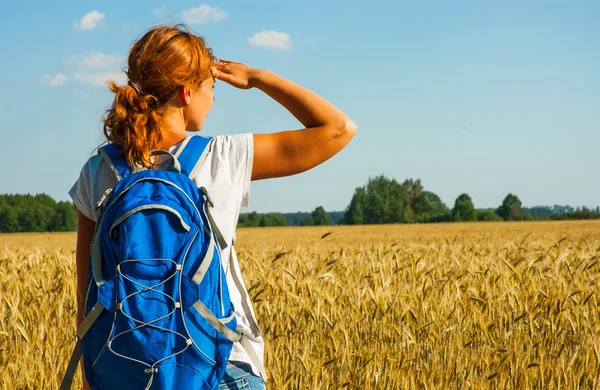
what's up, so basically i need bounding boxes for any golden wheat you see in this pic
[1,221,599,389]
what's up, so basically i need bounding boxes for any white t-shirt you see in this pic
[69,134,264,377]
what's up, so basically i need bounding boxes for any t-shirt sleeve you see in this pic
[213,133,254,208]
[68,161,96,221]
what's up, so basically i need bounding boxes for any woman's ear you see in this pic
[180,85,193,105]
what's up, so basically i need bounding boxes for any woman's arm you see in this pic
[211,60,357,180]
[75,210,95,390]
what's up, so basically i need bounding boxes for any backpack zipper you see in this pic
[109,204,191,237]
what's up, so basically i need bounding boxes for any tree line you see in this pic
[0,194,77,233]
[237,207,343,227]
[340,176,600,225]
[0,177,598,232]
[240,176,600,227]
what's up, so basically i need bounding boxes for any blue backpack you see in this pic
[61,136,265,389]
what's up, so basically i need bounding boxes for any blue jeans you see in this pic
[218,362,265,390]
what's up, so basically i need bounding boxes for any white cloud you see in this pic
[65,51,125,69]
[153,6,168,18]
[46,50,125,91]
[248,30,292,50]
[40,73,67,87]
[180,5,228,25]
[63,51,126,88]
[75,71,127,88]
[73,10,105,31]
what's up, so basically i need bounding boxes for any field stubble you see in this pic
[1,221,599,389]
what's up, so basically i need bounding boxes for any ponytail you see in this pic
[103,80,163,169]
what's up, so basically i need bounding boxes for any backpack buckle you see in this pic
[199,187,214,207]
[95,188,113,211]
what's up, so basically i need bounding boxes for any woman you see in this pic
[69,24,356,389]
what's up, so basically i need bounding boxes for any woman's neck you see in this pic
[159,109,188,149]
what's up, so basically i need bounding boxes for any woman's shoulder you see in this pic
[70,153,116,221]
[78,153,119,184]
[204,133,253,157]
[186,134,253,203]
[75,153,119,198]
[80,153,104,173]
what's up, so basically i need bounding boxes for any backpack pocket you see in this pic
[106,200,195,267]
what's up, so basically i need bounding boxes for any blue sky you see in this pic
[1,0,598,213]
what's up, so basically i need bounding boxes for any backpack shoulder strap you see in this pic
[175,135,213,177]
[98,143,132,181]
[175,136,228,248]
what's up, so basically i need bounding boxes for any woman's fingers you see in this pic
[211,64,233,77]
[210,60,253,89]
[211,67,238,85]
[212,69,229,82]
[212,62,237,73]
[211,68,224,82]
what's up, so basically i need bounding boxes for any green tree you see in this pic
[0,203,19,232]
[237,213,248,226]
[497,194,523,221]
[452,193,477,222]
[399,179,423,223]
[342,176,447,225]
[412,191,449,221]
[299,218,314,226]
[477,209,502,222]
[249,212,262,226]
[259,213,287,227]
[342,188,367,224]
[364,176,403,223]
[238,211,261,227]
[50,202,77,231]
[311,206,331,226]
[18,207,41,232]
[35,193,56,209]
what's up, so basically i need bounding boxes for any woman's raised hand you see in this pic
[211,59,260,90]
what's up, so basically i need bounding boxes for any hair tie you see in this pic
[128,80,144,96]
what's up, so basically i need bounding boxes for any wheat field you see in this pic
[1,221,600,389]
